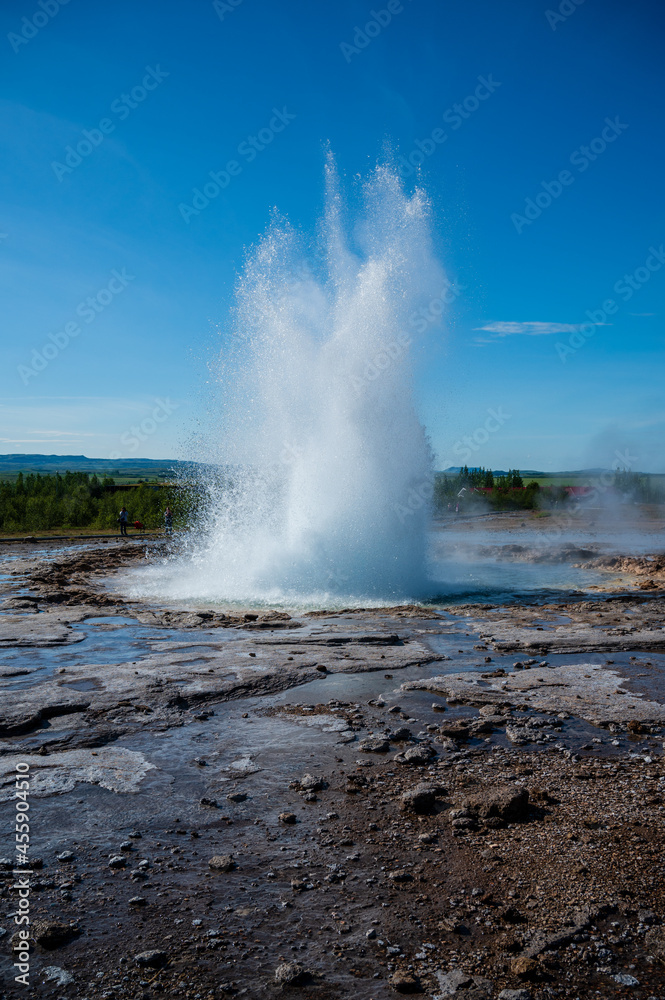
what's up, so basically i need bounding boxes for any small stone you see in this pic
[388,726,413,742]
[128,830,142,839]
[57,851,74,862]
[435,970,473,992]
[389,969,423,993]
[401,783,440,814]
[366,928,376,939]
[208,855,236,872]
[200,796,218,807]
[459,785,529,823]
[32,920,80,949]
[279,812,297,824]
[397,744,436,765]
[108,855,127,868]
[128,897,147,906]
[388,870,413,882]
[274,960,311,985]
[359,736,390,753]
[613,974,639,986]
[134,950,167,969]
[226,792,247,803]
[511,956,538,977]
[298,774,324,791]
[498,991,532,1000]
[119,841,133,851]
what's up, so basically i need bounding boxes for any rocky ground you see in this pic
[0,536,664,999]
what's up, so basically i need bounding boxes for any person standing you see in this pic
[119,506,129,536]
[164,506,173,535]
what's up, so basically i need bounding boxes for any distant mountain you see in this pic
[0,454,193,476]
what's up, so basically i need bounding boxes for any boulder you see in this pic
[401,783,440,814]
[208,854,236,872]
[274,961,311,986]
[32,920,80,949]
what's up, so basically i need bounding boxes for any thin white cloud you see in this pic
[474,320,602,339]
[0,438,87,445]
[472,320,614,346]
[27,429,96,437]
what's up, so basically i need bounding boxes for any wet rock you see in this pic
[613,973,640,986]
[388,869,413,882]
[396,743,437,765]
[400,783,440,814]
[119,841,133,851]
[108,856,127,868]
[128,896,147,906]
[56,851,74,862]
[389,969,423,993]
[298,773,325,791]
[32,920,80,949]
[226,791,247,803]
[359,736,390,753]
[274,960,311,986]
[200,796,218,807]
[505,725,533,745]
[128,830,142,839]
[279,812,297,824]
[388,726,413,742]
[208,854,236,872]
[134,949,167,968]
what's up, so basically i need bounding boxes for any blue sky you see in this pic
[1,0,663,471]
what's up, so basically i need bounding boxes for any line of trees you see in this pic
[0,472,185,532]
[434,467,539,512]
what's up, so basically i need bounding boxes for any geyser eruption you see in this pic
[135,163,447,607]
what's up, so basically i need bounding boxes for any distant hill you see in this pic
[439,467,545,476]
[0,454,193,478]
